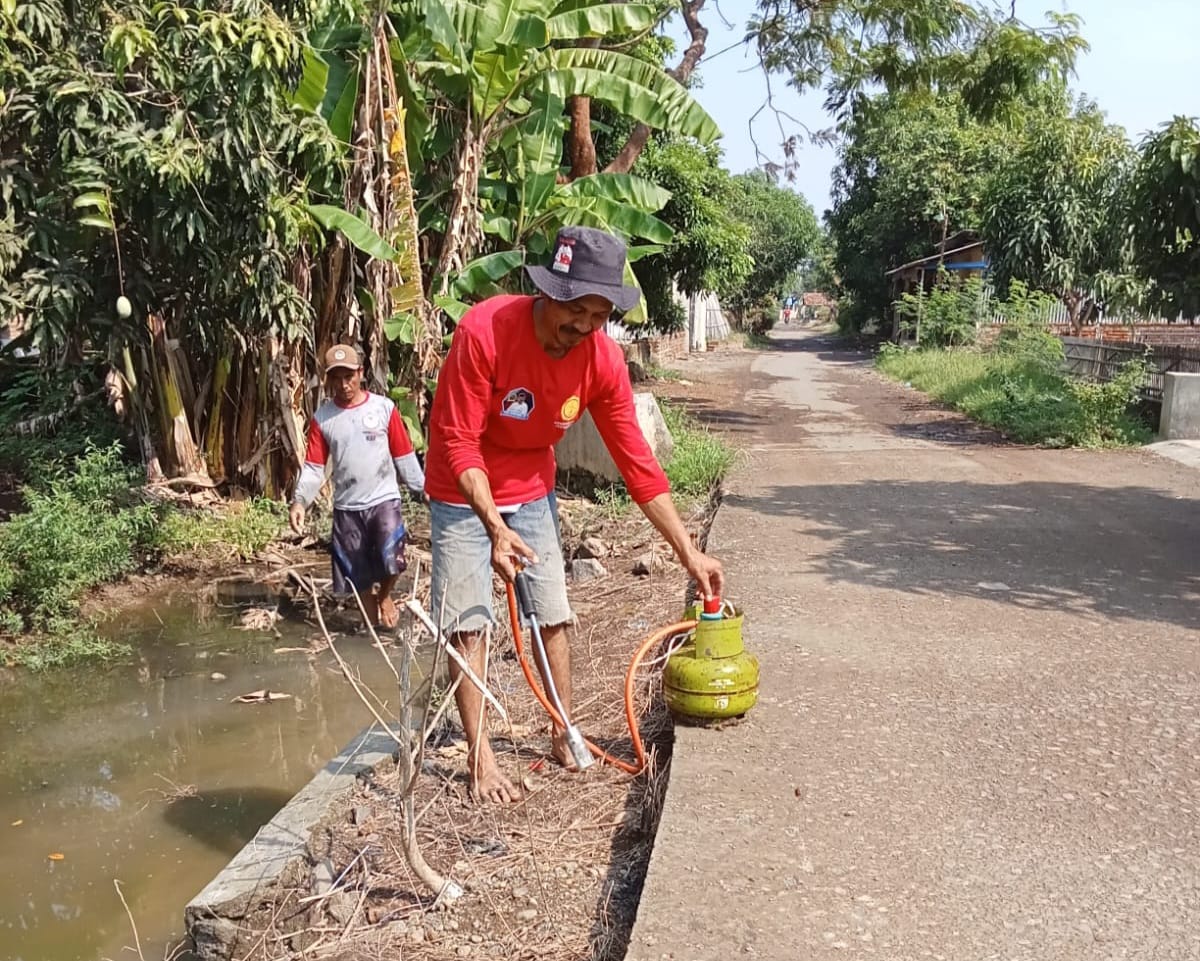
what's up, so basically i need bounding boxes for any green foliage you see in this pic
[876,339,1151,448]
[991,281,1066,370]
[1128,116,1200,317]
[631,138,752,331]
[894,273,985,347]
[0,0,344,358]
[3,626,131,671]
[373,0,720,300]
[982,97,1136,327]
[660,400,735,497]
[0,444,158,640]
[827,88,1017,329]
[0,363,126,483]
[153,498,287,559]
[750,1,1084,127]
[721,172,820,321]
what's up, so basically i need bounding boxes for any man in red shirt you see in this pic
[426,226,724,803]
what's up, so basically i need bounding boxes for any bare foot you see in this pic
[550,726,581,771]
[468,749,520,804]
[378,594,399,629]
[360,589,380,627]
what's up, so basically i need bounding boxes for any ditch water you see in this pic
[0,579,407,961]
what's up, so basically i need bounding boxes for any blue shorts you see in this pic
[331,499,407,596]
[429,493,572,634]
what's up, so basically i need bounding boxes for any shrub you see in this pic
[153,498,287,559]
[894,273,985,347]
[0,443,159,665]
[876,344,1151,447]
[660,401,736,497]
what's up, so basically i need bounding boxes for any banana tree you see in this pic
[386,0,720,307]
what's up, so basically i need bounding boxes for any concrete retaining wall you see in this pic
[555,392,674,488]
[1160,372,1200,440]
[185,726,397,961]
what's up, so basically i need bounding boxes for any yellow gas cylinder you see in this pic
[663,598,759,722]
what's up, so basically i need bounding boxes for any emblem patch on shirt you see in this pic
[361,409,383,440]
[552,240,575,274]
[500,387,534,421]
[559,395,580,423]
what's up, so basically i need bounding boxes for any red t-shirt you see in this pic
[425,295,671,507]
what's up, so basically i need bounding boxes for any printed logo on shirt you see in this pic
[555,395,581,430]
[500,387,534,421]
[551,240,575,274]
[361,409,384,441]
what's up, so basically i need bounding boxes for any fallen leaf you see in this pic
[10,819,23,827]
[48,852,65,861]
[231,689,293,704]
[273,647,310,654]
[528,758,545,773]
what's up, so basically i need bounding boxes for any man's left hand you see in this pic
[684,550,724,600]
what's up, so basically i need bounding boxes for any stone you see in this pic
[632,552,664,576]
[351,805,371,826]
[515,908,538,922]
[326,891,357,926]
[456,947,473,958]
[312,859,336,896]
[188,916,240,961]
[576,536,607,559]
[209,672,227,682]
[409,926,426,943]
[555,392,674,487]
[570,558,607,582]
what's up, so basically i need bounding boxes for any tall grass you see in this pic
[660,401,736,497]
[876,343,1152,448]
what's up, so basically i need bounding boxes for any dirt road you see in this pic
[629,328,1200,960]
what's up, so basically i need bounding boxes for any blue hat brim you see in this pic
[525,265,642,314]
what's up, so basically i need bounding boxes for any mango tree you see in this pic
[0,0,345,492]
[982,99,1136,333]
[1128,117,1200,318]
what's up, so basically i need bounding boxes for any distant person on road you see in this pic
[290,345,425,628]
[423,225,725,803]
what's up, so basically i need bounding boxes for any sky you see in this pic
[676,0,1200,220]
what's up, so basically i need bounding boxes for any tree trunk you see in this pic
[604,0,709,175]
[147,311,209,480]
[1064,291,1084,336]
[567,94,598,179]
[566,38,601,180]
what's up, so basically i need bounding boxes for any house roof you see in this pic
[885,242,988,277]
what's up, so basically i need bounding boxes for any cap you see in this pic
[323,344,360,373]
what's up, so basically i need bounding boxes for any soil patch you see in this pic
[235,491,717,961]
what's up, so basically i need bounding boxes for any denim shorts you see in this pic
[429,494,572,634]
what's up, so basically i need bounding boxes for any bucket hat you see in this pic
[323,344,360,372]
[525,226,641,313]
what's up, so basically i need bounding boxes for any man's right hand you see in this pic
[288,502,306,535]
[489,526,538,582]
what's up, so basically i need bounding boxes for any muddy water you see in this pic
[0,581,413,961]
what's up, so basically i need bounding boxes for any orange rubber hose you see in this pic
[505,581,696,775]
